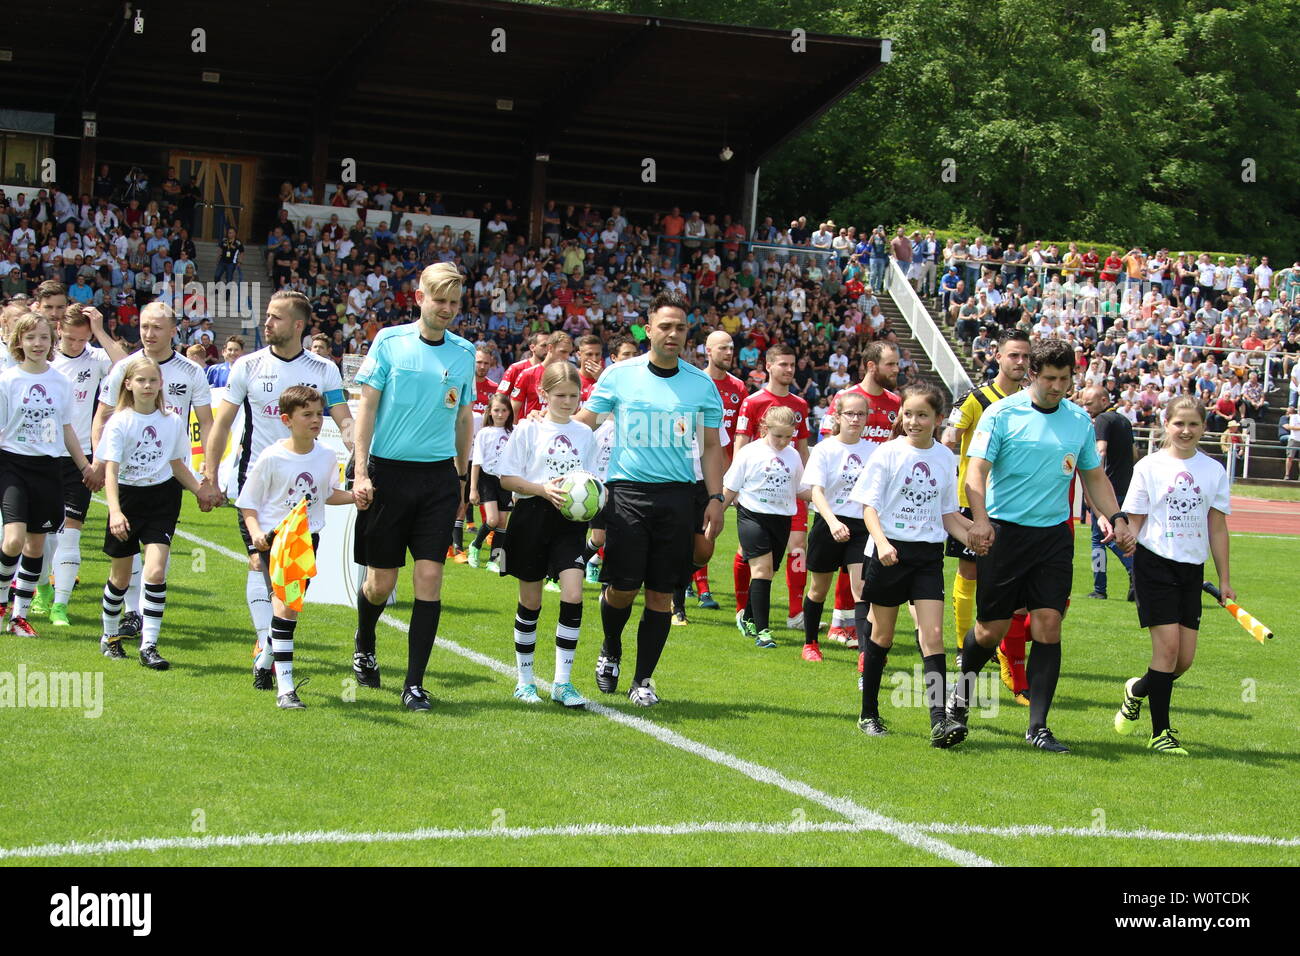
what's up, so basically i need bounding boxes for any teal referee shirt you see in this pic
[356,323,475,462]
[967,390,1100,527]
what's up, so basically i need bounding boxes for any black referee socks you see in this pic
[600,592,632,659]
[355,593,385,656]
[633,609,672,685]
[1026,640,1062,734]
[404,598,441,689]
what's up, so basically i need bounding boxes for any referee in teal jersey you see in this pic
[350,262,476,711]
[955,339,1136,752]
[574,292,726,706]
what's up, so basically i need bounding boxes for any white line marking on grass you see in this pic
[3,818,1295,861]
[377,614,994,868]
[1230,533,1299,541]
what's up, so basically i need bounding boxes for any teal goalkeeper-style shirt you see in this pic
[356,323,475,462]
[584,355,723,483]
[966,390,1100,527]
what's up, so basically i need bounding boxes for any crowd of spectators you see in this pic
[4,166,1300,451]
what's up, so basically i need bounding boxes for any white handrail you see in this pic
[884,257,972,399]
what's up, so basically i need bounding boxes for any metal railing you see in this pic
[884,257,972,398]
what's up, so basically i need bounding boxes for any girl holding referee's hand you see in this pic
[850,384,975,747]
[467,394,513,571]
[723,406,804,649]
[496,363,595,709]
[1114,396,1231,755]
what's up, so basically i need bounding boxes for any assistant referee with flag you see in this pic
[349,262,475,711]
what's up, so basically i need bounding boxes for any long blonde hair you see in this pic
[1161,395,1205,447]
[115,354,169,414]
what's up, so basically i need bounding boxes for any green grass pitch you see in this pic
[0,497,1295,867]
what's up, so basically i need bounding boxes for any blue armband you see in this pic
[323,388,347,408]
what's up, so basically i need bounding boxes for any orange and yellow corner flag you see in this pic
[268,497,316,612]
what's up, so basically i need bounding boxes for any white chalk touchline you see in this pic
[3,817,1295,861]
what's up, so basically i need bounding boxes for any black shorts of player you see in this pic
[975,519,1073,621]
[862,539,945,607]
[1133,544,1204,630]
[500,495,586,582]
[0,450,64,533]
[61,455,92,524]
[944,506,977,560]
[476,472,514,513]
[103,478,183,559]
[600,480,695,594]
[692,479,709,535]
[806,513,869,574]
[257,530,322,594]
[736,505,793,569]
[353,456,459,568]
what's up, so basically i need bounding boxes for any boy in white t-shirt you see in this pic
[236,386,354,708]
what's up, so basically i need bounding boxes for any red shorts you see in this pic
[791,499,808,533]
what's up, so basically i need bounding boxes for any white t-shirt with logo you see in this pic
[471,425,512,477]
[1123,450,1230,565]
[222,347,344,494]
[723,439,803,516]
[591,418,616,481]
[849,437,958,544]
[96,407,188,487]
[800,436,873,518]
[51,345,114,454]
[495,417,595,501]
[0,366,74,457]
[235,440,340,534]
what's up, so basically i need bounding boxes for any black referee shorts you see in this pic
[806,512,869,574]
[692,479,709,535]
[736,505,792,568]
[61,455,92,524]
[0,450,64,533]
[863,539,945,607]
[1133,544,1204,630]
[975,519,1073,621]
[944,506,977,560]
[600,480,695,594]
[103,478,183,559]
[353,456,459,568]
[500,496,586,581]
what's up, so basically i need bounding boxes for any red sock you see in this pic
[834,572,854,616]
[478,505,487,525]
[786,557,806,619]
[597,545,605,559]
[733,551,750,612]
[692,567,710,594]
[1001,613,1029,693]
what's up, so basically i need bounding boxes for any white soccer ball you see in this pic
[557,470,606,523]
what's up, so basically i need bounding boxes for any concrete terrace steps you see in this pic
[192,239,270,343]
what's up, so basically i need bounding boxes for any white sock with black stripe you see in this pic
[248,570,272,653]
[12,553,43,619]
[125,555,143,615]
[514,602,540,686]
[271,616,297,695]
[101,580,127,638]
[141,581,167,649]
[555,600,582,685]
[54,528,82,604]
[0,551,19,607]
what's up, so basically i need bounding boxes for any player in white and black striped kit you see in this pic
[202,290,353,687]
[93,302,215,637]
[44,296,125,627]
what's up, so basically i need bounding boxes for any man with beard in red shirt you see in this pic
[818,342,901,647]
[676,330,747,622]
[497,331,550,400]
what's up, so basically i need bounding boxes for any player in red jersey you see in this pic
[732,344,810,629]
[819,342,902,647]
[677,331,746,617]
[511,331,573,420]
[497,331,550,399]
[576,334,604,402]
[452,346,501,561]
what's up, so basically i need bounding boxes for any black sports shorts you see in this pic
[103,478,182,559]
[600,480,694,594]
[500,495,586,582]
[61,455,92,523]
[0,450,63,533]
[736,505,792,568]
[944,506,977,560]
[806,512,869,574]
[1132,544,1204,630]
[975,519,1073,621]
[353,456,459,568]
[863,539,945,607]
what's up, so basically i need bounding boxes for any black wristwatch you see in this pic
[709,493,725,503]
[1110,511,1130,525]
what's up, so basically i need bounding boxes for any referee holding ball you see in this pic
[350,262,475,711]
[574,292,725,706]
[954,340,1136,752]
